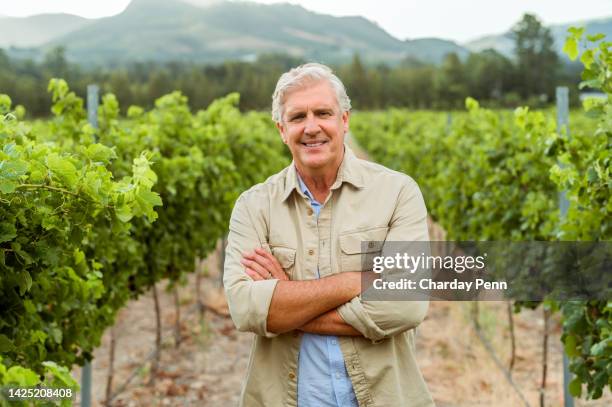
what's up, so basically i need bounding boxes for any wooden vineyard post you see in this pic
[174,286,181,348]
[80,84,99,407]
[507,301,516,373]
[540,308,550,407]
[105,326,117,406]
[150,282,162,385]
[556,86,574,407]
[195,257,205,321]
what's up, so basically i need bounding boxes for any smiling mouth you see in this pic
[301,141,328,148]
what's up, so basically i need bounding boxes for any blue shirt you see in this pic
[296,175,358,407]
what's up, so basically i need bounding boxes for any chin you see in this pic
[300,157,329,170]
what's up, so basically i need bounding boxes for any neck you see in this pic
[296,150,345,203]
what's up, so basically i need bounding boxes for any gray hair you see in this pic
[271,63,351,123]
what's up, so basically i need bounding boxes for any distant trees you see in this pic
[0,13,577,117]
[465,49,514,102]
[512,13,560,102]
[434,53,468,109]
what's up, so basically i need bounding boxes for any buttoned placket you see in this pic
[297,182,358,407]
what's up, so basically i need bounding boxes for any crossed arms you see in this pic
[242,247,365,335]
[223,180,429,342]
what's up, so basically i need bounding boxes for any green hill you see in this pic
[6,0,468,66]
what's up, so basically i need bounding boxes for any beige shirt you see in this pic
[223,145,434,407]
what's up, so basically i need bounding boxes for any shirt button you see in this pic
[308,249,314,256]
[288,372,296,380]
[331,339,337,345]
[335,372,341,379]
[307,208,313,216]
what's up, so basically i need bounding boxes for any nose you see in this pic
[303,113,320,136]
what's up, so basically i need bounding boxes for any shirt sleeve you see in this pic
[223,191,280,338]
[337,177,430,343]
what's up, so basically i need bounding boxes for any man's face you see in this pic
[276,80,349,174]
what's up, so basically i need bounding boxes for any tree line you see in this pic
[0,14,584,117]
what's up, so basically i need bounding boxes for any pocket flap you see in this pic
[339,227,389,254]
[271,246,296,269]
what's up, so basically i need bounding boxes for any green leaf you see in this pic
[0,94,12,114]
[115,205,133,223]
[590,338,610,356]
[42,361,79,388]
[586,33,605,42]
[4,365,40,386]
[73,249,85,265]
[465,97,479,111]
[564,334,580,357]
[563,37,579,60]
[85,144,117,164]
[586,167,599,183]
[49,327,63,345]
[567,27,585,37]
[569,377,582,397]
[0,222,16,243]
[136,189,163,209]
[0,160,28,180]
[580,49,595,69]
[579,78,602,90]
[16,270,33,295]
[46,153,78,187]
[0,334,15,352]
[0,179,17,193]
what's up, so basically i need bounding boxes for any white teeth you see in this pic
[304,142,324,147]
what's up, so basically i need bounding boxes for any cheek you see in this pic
[287,126,304,140]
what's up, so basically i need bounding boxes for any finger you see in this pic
[255,248,288,280]
[255,248,284,274]
[250,251,277,274]
[245,268,264,281]
[243,250,279,280]
[241,258,271,279]
[242,251,256,259]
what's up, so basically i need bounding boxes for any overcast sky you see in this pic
[1,0,611,42]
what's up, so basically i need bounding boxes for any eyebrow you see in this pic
[285,106,335,116]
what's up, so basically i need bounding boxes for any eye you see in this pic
[318,111,332,117]
[289,113,305,122]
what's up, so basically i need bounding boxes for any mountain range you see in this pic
[466,16,612,57]
[1,0,610,66]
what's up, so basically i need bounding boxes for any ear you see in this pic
[276,121,288,144]
[342,110,350,134]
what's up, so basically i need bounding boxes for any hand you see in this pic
[241,248,289,281]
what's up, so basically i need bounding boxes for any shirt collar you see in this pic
[281,144,365,202]
[296,172,315,201]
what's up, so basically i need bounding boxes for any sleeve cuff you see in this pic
[226,277,280,338]
[337,297,386,343]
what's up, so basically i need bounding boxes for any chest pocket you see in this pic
[339,226,389,272]
[271,246,297,280]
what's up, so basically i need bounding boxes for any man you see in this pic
[224,63,433,406]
